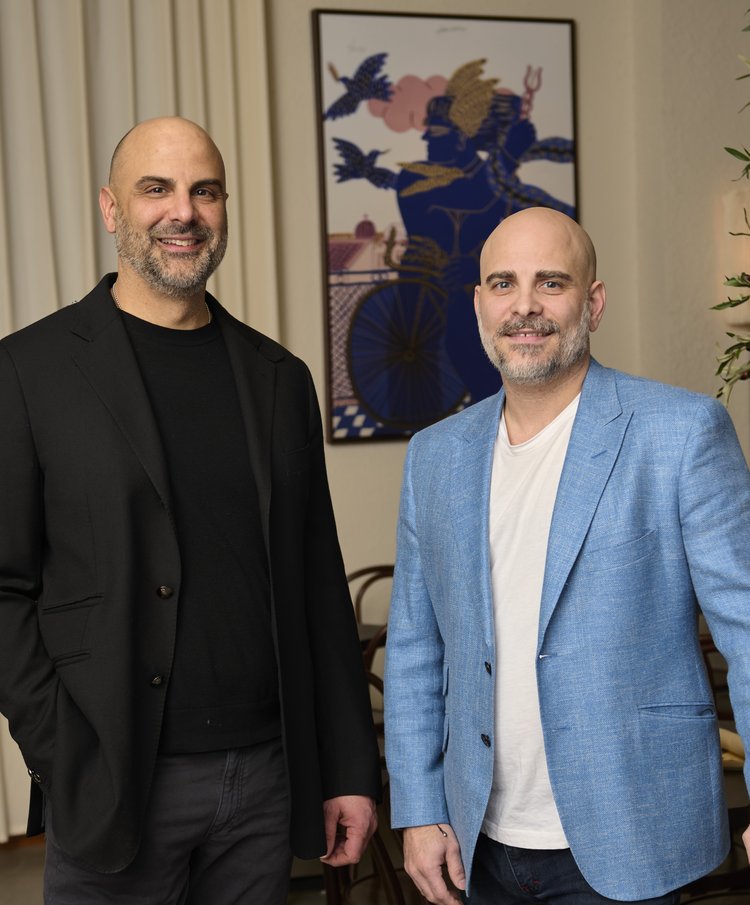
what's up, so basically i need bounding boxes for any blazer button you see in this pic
[150,675,164,687]
[481,734,491,748]
[27,769,43,784]
[484,661,492,675]
[157,586,174,599]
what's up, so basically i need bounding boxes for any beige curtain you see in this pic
[0,0,279,334]
[0,0,278,840]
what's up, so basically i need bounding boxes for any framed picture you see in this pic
[313,10,577,441]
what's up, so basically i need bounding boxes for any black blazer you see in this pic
[0,275,380,871]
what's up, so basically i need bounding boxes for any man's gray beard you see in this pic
[478,299,591,385]
[114,210,228,299]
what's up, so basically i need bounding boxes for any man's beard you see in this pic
[114,207,228,299]
[478,298,591,385]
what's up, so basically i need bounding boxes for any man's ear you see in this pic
[99,186,117,235]
[588,280,607,332]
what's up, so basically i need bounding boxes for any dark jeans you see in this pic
[44,737,292,905]
[468,833,680,904]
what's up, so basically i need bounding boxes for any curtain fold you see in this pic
[0,0,278,332]
[0,0,278,838]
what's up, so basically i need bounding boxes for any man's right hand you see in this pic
[403,823,466,904]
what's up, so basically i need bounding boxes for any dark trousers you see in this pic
[468,833,680,904]
[44,738,292,905]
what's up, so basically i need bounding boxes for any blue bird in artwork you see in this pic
[324,53,393,121]
[332,138,396,189]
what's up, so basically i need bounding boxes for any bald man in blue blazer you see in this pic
[384,208,750,904]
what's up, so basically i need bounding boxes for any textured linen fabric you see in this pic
[384,359,750,901]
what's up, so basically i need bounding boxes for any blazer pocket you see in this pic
[638,702,715,720]
[582,529,656,572]
[52,650,92,669]
[40,593,103,614]
[39,595,101,663]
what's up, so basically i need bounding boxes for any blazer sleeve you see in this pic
[677,397,750,795]
[0,344,58,786]
[384,435,451,828]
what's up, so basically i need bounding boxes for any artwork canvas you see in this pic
[313,10,577,441]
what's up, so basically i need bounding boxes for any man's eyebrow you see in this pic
[192,178,226,192]
[133,176,225,192]
[134,175,174,190]
[536,270,573,282]
[484,270,515,286]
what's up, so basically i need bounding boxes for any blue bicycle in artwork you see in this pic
[326,56,575,435]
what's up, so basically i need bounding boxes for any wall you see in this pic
[632,0,750,448]
[267,0,750,578]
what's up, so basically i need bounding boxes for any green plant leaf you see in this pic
[712,296,750,310]
[723,274,750,286]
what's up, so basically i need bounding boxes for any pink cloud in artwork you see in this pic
[367,75,448,132]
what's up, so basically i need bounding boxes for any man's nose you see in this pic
[167,190,197,223]
[511,286,542,317]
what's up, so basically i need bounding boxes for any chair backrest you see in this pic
[347,564,394,624]
[362,624,388,673]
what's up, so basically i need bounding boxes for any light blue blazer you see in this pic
[384,360,750,901]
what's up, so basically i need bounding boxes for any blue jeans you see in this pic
[468,834,680,904]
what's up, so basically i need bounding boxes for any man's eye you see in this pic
[493,281,511,290]
[542,281,561,289]
[194,187,220,200]
[146,186,167,195]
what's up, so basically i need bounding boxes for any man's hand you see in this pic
[743,823,750,862]
[320,795,377,867]
[403,823,466,904]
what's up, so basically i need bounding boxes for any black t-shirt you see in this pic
[120,308,280,753]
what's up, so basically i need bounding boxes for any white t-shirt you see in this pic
[481,396,579,849]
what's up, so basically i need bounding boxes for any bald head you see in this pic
[108,117,225,192]
[479,207,597,287]
[99,116,228,303]
[473,206,606,390]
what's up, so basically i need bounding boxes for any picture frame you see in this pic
[312,10,578,441]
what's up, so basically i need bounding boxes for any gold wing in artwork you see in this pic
[444,59,498,138]
[397,162,464,196]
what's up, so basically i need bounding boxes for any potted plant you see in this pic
[715,16,750,401]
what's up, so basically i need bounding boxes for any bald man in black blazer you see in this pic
[0,117,379,904]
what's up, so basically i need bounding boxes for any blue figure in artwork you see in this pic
[324,53,393,120]
[331,58,575,426]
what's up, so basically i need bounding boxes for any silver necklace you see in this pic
[110,281,212,325]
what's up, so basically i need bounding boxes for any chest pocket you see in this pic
[581,529,657,573]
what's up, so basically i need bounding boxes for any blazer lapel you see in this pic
[70,278,174,512]
[537,361,632,649]
[214,302,280,550]
[453,391,505,644]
